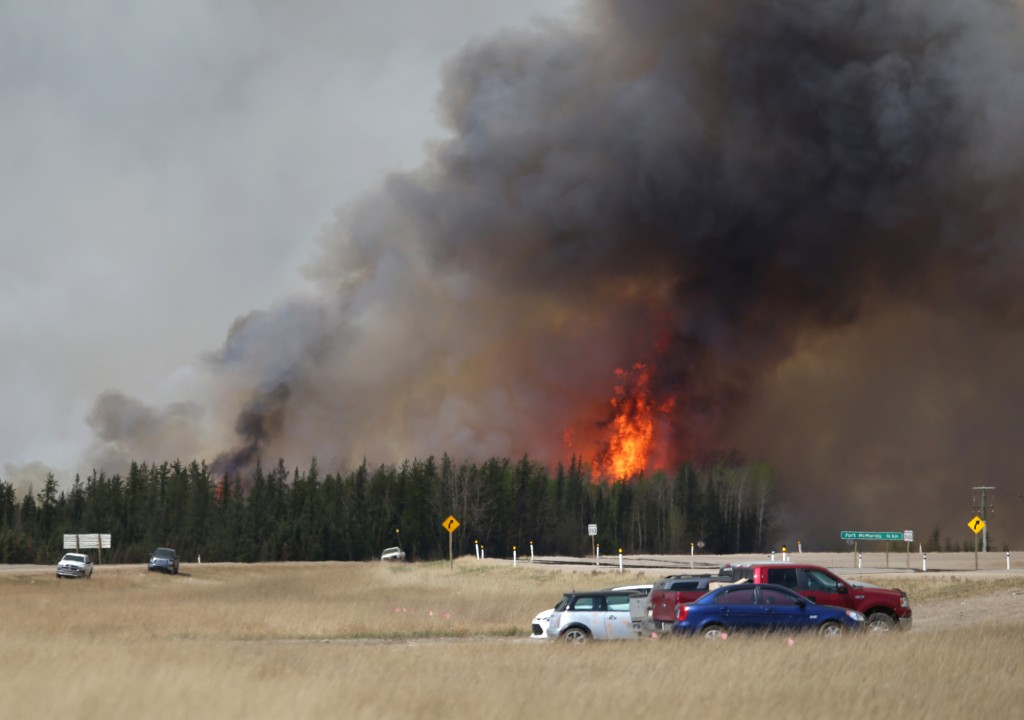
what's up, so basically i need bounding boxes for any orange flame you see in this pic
[591,362,666,480]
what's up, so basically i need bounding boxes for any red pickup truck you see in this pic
[641,574,734,634]
[720,562,912,632]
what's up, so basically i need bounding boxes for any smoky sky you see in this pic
[79,0,1024,547]
[0,0,574,488]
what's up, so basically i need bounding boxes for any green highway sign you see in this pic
[840,531,903,541]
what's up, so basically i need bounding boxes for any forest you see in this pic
[0,454,777,564]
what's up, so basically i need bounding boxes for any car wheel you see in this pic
[818,621,843,637]
[866,612,896,633]
[701,625,726,640]
[560,627,591,643]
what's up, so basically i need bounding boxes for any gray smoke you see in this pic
[89,0,1024,547]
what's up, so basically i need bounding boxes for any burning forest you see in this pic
[86,0,1024,547]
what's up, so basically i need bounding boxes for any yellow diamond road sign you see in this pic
[968,516,986,534]
[443,515,460,534]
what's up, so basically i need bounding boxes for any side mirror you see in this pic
[837,584,848,594]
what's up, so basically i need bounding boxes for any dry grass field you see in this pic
[2,554,1022,719]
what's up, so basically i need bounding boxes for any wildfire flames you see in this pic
[587,361,676,482]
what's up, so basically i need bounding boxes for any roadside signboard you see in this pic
[903,530,914,543]
[587,524,597,536]
[63,533,111,550]
[63,533,112,564]
[840,531,903,541]
[968,516,986,535]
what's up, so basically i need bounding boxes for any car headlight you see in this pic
[846,610,866,622]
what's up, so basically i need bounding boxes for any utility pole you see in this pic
[972,486,995,552]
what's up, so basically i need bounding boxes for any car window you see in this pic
[717,587,757,605]
[554,596,571,612]
[766,568,799,588]
[759,587,800,606]
[571,596,604,611]
[804,569,841,592]
[669,580,702,591]
[606,594,630,612]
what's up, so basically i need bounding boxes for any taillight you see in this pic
[676,605,688,621]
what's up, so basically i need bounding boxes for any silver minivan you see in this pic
[545,590,645,642]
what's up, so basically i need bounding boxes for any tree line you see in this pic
[0,454,777,564]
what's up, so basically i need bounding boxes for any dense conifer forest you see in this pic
[0,455,777,564]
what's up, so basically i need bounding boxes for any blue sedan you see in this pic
[673,583,865,638]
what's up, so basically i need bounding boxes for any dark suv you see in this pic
[148,547,180,574]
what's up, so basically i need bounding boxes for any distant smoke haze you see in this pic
[83,0,1024,548]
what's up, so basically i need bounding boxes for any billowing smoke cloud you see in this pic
[89,0,1024,547]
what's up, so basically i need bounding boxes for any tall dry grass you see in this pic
[1,559,1021,719]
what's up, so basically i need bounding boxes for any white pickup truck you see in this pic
[56,553,94,579]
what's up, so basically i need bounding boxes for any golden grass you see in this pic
[1,559,1021,720]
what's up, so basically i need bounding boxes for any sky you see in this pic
[0,0,576,489]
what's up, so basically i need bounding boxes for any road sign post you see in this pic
[442,515,460,569]
[968,516,985,570]
[840,531,905,568]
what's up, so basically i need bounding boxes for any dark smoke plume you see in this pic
[91,0,1024,547]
